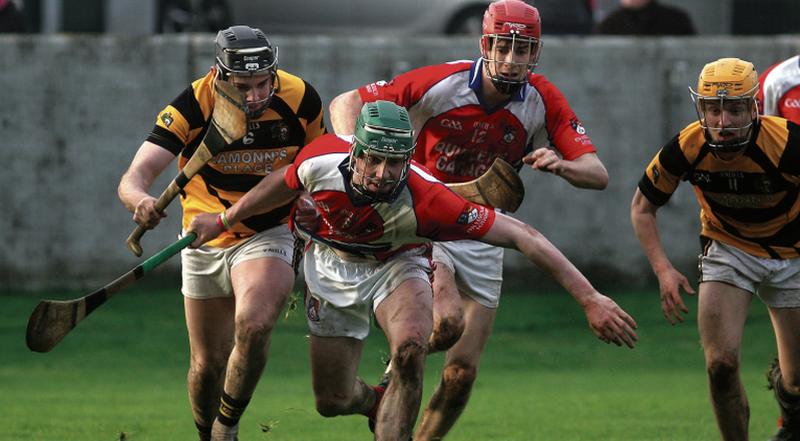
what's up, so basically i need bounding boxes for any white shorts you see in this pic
[699,240,800,308]
[433,240,504,308]
[303,242,432,340]
[181,224,298,299]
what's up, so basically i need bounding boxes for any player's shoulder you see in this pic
[674,121,707,158]
[179,69,216,121]
[527,73,569,101]
[418,60,473,75]
[405,163,449,196]
[528,72,563,91]
[759,115,796,143]
[275,69,321,111]
[397,60,474,85]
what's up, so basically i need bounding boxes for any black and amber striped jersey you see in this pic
[146,67,326,248]
[639,116,800,259]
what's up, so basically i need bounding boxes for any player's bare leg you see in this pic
[415,296,496,441]
[185,297,235,441]
[211,258,293,440]
[428,264,465,353]
[766,306,800,439]
[309,335,376,416]
[374,278,433,440]
[698,281,752,441]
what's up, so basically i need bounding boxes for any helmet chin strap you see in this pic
[490,77,523,96]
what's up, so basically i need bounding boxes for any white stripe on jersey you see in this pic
[410,163,441,183]
[762,55,800,116]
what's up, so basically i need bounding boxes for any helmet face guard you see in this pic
[689,58,759,154]
[480,0,542,95]
[481,33,541,95]
[349,101,415,203]
[690,87,758,153]
[215,25,278,118]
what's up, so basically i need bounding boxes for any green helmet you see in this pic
[349,100,415,202]
[352,100,414,158]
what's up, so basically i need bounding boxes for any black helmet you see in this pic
[214,25,278,81]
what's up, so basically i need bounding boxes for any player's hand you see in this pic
[582,293,638,348]
[655,266,696,325]
[188,213,224,248]
[293,193,320,232]
[133,195,166,229]
[523,147,564,176]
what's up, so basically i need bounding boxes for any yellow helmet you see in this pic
[689,58,759,153]
[695,58,758,98]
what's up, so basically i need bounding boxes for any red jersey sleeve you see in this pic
[530,75,597,160]
[407,168,496,241]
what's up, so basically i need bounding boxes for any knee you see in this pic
[706,355,740,387]
[189,352,227,380]
[234,313,276,351]
[442,363,478,402]
[442,362,477,392]
[314,394,349,418]
[393,338,428,381]
[429,315,465,353]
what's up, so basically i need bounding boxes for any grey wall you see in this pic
[1,34,799,291]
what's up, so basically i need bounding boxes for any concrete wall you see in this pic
[2,34,799,291]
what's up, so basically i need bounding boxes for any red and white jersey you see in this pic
[758,55,800,124]
[358,58,596,183]
[285,134,496,261]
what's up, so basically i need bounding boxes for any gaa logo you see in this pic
[440,118,463,131]
[785,98,800,108]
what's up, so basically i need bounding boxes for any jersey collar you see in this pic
[469,58,527,103]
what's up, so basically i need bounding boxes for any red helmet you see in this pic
[482,0,541,40]
[480,0,542,95]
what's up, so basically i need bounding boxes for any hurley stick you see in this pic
[126,79,247,256]
[446,158,525,212]
[26,233,196,353]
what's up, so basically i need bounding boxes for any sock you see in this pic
[195,421,212,441]
[365,384,385,420]
[218,391,251,427]
[776,373,800,405]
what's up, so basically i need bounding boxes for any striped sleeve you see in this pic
[638,134,689,206]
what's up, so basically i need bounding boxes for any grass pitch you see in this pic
[2,285,781,441]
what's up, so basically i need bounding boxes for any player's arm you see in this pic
[481,213,638,348]
[630,188,695,325]
[523,149,608,189]
[118,141,176,228]
[188,165,301,247]
[329,89,364,135]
